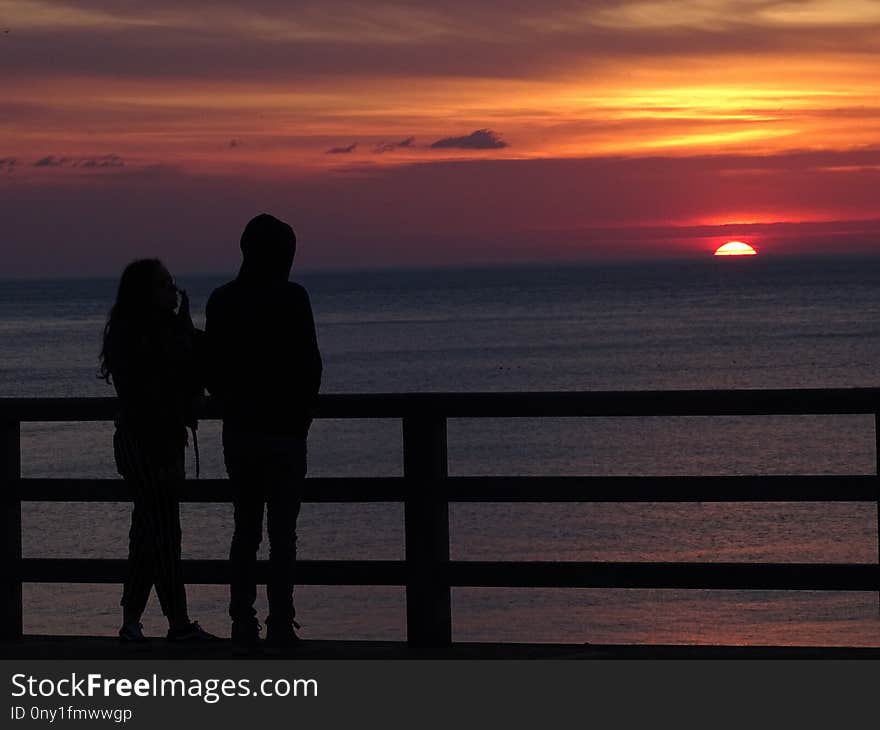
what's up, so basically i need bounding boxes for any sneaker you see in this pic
[231,620,262,654]
[167,621,219,642]
[264,621,303,651]
[118,622,149,645]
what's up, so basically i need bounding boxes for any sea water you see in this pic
[2,256,879,645]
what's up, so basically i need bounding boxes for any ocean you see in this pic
[2,256,879,646]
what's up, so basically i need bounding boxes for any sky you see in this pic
[2,0,880,276]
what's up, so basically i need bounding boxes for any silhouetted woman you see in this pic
[100,259,215,643]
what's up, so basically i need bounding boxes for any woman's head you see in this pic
[99,258,177,381]
[115,258,178,315]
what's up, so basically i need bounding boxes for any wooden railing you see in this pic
[2,390,879,646]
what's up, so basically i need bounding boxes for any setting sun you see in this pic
[714,241,758,256]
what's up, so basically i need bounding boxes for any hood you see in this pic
[237,213,296,284]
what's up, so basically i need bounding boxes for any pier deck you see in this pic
[3,636,879,660]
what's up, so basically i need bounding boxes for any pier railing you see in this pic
[2,389,879,646]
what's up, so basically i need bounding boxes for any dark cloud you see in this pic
[6,2,878,84]
[0,157,16,173]
[430,129,507,150]
[374,136,415,153]
[79,153,124,168]
[34,155,71,167]
[32,154,124,168]
[228,138,243,148]
[326,142,358,154]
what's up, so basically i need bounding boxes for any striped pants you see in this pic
[113,424,189,625]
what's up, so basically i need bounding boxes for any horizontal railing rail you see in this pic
[18,559,878,592]
[15,475,880,503]
[2,390,879,647]
[4,388,880,420]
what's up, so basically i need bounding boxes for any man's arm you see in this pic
[301,289,322,403]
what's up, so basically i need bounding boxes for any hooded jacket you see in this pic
[205,220,322,437]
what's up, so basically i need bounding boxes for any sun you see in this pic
[714,241,757,256]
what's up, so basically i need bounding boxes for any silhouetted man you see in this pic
[205,214,322,651]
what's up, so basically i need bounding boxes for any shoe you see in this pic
[167,621,219,642]
[264,621,303,651]
[232,619,262,654]
[118,622,150,645]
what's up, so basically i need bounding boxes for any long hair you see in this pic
[99,258,165,383]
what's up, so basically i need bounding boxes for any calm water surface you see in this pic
[3,256,879,645]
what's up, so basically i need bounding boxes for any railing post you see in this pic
[403,415,452,647]
[875,413,880,610]
[1,419,22,639]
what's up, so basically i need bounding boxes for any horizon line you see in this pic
[3,249,880,283]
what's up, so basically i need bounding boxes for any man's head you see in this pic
[239,213,297,282]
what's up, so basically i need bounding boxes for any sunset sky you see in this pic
[2,0,880,275]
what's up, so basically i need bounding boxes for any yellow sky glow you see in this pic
[2,2,879,173]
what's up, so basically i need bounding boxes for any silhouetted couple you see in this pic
[100,214,322,652]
